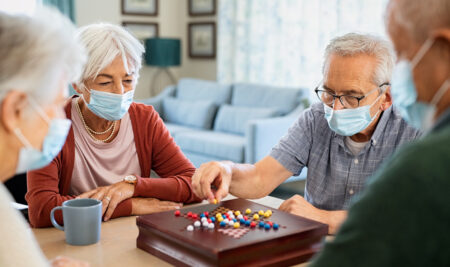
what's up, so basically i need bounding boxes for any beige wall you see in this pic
[75,0,217,100]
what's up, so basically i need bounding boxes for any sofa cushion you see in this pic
[174,130,246,162]
[177,78,232,105]
[164,123,196,136]
[162,97,217,129]
[232,83,303,114]
[214,105,279,135]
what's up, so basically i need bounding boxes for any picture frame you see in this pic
[188,22,216,59]
[188,0,216,16]
[122,22,159,42]
[122,0,158,16]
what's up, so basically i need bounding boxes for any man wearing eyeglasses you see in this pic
[191,33,421,234]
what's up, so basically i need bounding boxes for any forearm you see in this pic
[133,175,201,203]
[227,162,274,199]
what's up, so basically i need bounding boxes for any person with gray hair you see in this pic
[310,0,450,265]
[26,22,200,228]
[0,7,88,267]
[191,32,421,234]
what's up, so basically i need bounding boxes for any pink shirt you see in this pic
[69,98,141,195]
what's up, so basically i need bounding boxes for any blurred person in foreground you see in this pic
[0,8,87,267]
[311,0,450,265]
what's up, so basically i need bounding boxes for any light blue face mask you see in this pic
[83,88,134,121]
[14,99,71,174]
[391,38,450,131]
[324,94,382,136]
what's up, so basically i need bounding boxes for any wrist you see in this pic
[220,161,234,174]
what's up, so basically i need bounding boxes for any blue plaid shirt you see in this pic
[270,103,421,210]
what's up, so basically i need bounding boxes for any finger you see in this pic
[104,192,125,221]
[192,166,207,199]
[91,188,107,201]
[155,204,182,212]
[76,189,97,199]
[158,200,183,208]
[214,181,229,203]
[191,168,202,198]
[278,200,288,211]
[200,168,220,203]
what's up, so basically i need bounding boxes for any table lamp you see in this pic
[145,38,181,96]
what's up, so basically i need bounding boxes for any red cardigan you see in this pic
[26,97,200,227]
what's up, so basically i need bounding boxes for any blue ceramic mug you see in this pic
[50,198,102,246]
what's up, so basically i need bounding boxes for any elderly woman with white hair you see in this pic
[0,8,87,267]
[26,23,200,228]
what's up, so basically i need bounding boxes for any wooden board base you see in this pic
[137,198,328,266]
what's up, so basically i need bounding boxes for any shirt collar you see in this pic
[369,105,394,146]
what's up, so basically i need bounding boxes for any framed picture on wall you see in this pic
[122,0,158,16]
[188,22,216,58]
[188,0,216,16]
[122,22,159,42]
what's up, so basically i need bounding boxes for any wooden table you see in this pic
[33,196,308,266]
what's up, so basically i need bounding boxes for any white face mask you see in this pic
[82,87,134,121]
[14,98,71,174]
[391,38,450,131]
[324,94,382,136]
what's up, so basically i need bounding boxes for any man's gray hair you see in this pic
[0,7,86,104]
[390,0,450,42]
[323,33,395,86]
[75,23,145,87]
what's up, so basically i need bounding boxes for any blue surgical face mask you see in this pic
[391,38,450,131]
[14,98,71,174]
[83,88,134,121]
[324,94,382,136]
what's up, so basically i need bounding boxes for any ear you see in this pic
[381,86,393,111]
[72,83,83,94]
[431,28,450,43]
[0,91,28,133]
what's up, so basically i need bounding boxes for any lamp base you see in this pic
[150,68,177,96]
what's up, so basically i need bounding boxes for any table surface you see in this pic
[33,195,308,267]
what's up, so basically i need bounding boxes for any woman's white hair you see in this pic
[0,7,86,104]
[323,33,395,87]
[75,23,145,87]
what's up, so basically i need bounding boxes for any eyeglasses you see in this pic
[315,83,390,109]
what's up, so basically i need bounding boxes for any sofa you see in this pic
[139,78,309,181]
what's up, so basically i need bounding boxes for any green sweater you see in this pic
[310,109,450,267]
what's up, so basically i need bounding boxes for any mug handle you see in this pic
[50,206,64,231]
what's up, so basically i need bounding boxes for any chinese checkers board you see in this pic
[136,198,328,266]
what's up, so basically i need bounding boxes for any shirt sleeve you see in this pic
[269,107,315,176]
[132,111,201,203]
[0,185,49,267]
[27,155,131,228]
[309,138,448,267]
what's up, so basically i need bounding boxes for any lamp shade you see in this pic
[145,38,181,67]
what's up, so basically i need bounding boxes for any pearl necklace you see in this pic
[75,100,117,143]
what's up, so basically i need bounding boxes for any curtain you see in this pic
[218,0,389,93]
[42,0,75,23]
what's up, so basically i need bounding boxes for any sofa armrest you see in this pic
[245,115,298,164]
[245,115,308,182]
[135,85,176,115]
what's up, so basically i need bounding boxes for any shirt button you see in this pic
[373,140,377,145]
[349,189,354,195]
[354,159,359,164]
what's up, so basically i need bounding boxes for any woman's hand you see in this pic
[51,256,89,267]
[77,181,135,221]
[131,198,182,216]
